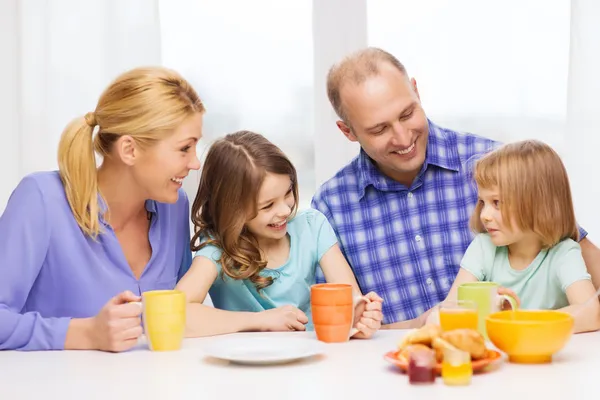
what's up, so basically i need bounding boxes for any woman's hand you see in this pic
[88,291,144,352]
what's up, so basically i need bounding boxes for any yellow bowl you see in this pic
[485,310,574,364]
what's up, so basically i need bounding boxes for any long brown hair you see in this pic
[470,139,579,248]
[191,131,299,291]
[57,67,204,238]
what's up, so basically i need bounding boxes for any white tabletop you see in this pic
[1,329,599,400]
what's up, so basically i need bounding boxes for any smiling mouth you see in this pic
[268,220,286,228]
[394,141,416,155]
[170,176,186,185]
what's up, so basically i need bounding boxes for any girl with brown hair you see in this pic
[176,131,383,337]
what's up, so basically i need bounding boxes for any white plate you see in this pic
[203,336,326,365]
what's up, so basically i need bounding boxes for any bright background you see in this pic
[1,0,597,239]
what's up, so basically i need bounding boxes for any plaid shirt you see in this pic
[311,120,501,324]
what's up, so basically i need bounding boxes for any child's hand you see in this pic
[352,292,384,339]
[258,305,309,332]
[498,287,521,310]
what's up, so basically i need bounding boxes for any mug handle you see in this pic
[130,301,144,330]
[349,295,370,338]
[128,301,146,345]
[497,294,518,310]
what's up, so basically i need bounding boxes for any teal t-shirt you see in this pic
[194,209,338,328]
[460,233,591,310]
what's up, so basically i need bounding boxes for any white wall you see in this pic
[566,0,600,240]
[0,0,162,212]
[0,0,20,211]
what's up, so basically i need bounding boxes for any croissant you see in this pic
[431,337,457,362]
[439,329,487,360]
[397,324,442,349]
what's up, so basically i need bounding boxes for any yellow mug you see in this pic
[137,290,186,351]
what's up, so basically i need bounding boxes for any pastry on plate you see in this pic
[397,324,490,363]
[398,324,442,349]
[441,329,487,360]
[397,343,434,363]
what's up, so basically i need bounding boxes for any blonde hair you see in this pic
[57,67,205,238]
[191,131,299,292]
[470,140,578,247]
[327,47,407,122]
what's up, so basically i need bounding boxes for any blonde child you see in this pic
[431,140,600,333]
[176,131,383,337]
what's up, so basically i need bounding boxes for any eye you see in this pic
[400,111,414,120]
[261,203,273,211]
[493,200,500,208]
[372,126,386,135]
[285,188,293,197]
[181,145,191,152]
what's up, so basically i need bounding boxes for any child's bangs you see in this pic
[473,156,500,190]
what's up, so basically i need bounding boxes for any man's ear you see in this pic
[336,120,358,142]
[115,135,138,166]
[411,77,420,100]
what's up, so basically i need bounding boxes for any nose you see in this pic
[189,155,201,171]
[389,122,412,148]
[276,201,291,217]
[480,205,493,222]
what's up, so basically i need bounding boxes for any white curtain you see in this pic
[0,0,162,211]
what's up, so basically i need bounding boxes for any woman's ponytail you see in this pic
[57,112,101,238]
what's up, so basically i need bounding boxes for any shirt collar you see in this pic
[356,119,461,198]
[425,120,461,172]
[97,195,158,226]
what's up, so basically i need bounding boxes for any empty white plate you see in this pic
[203,336,326,365]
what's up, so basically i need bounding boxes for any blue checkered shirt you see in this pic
[311,121,501,324]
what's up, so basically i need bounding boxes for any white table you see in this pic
[1,330,599,400]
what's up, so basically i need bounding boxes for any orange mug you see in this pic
[311,283,368,343]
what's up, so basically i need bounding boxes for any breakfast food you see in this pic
[398,324,489,363]
[439,329,487,360]
[407,347,436,384]
[398,323,442,348]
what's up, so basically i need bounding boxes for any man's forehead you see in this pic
[341,80,415,125]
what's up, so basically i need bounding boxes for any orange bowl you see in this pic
[485,310,574,364]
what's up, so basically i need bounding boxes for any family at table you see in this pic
[1,47,599,352]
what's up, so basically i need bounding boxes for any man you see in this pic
[311,47,600,328]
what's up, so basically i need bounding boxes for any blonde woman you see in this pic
[0,67,204,351]
[436,140,600,333]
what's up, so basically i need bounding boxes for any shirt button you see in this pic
[415,235,422,242]
[408,192,414,199]
[426,278,433,285]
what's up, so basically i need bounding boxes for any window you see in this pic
[367,0,571,148]
[159,0,315,208]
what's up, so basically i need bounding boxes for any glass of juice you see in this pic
[439,300,478,331]
[442,347,472,386]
